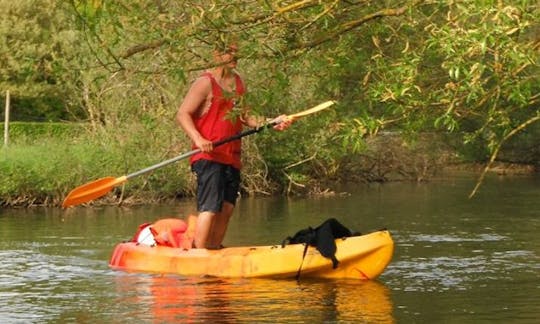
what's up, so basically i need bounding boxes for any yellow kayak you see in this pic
[109,230,394,280]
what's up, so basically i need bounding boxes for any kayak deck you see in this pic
[109,230,394,280]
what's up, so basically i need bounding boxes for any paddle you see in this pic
[62,101,335,208]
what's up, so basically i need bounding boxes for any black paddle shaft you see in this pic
[127,124,274,180]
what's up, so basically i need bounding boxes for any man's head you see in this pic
[213,43,238,69]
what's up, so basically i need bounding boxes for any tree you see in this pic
[0,0,87,121]
[66,0,540,194]
[2,0,538,196]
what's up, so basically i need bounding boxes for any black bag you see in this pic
[282,218,357,275]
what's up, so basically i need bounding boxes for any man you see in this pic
[176,43,291,249]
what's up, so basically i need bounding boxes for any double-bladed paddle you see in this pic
[62,100,335,208]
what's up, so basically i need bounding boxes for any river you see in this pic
[1,174,539,323]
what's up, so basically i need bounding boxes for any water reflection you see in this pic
[112,274,395,323]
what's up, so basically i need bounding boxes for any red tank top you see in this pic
[190,72,245,169]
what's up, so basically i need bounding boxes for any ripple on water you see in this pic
[0,248,112,323]
[409,233,507,242]
[384,232,538,292]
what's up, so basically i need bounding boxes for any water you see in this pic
[1,174,539,323]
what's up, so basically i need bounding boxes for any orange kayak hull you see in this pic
[109,230,394,280]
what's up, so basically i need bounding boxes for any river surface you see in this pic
[1,174,539,323]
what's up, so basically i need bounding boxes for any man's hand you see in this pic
[270,114,293,131]
[194,136,214,152]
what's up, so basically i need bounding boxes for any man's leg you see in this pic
[194,210,215,248]
[192,161,238,249]
[192,160,222,249]
[207,165,240,249]
[208,201,234,248]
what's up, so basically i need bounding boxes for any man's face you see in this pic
[216,44,238,68]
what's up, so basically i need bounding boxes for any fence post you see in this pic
[4,90,10,147]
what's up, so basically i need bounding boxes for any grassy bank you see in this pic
[1,122,81,141]
[1,122,194,207]
[3,122,535,208]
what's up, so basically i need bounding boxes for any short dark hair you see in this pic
[213,34,239,52]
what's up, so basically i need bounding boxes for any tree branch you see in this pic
[295,0,425,50]
[120,40,168,59]
[469,114,540,198]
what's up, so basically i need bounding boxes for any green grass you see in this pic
[0,125,195,207]
[1,121,82,141]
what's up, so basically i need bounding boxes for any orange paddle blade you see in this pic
[62,176,127,208]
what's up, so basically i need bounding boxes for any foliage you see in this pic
[0,0,87,120]
[0,139,82,206]
[0,0,539,204]
[1,122,82,141]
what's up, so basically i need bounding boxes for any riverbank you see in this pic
[2,129,537,208]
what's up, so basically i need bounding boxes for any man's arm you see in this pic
[176,77,214,152]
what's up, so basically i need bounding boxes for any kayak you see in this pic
[109,229,394,280]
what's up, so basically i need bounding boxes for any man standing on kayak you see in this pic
[176,41,291,249]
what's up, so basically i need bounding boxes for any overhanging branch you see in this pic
[120,40,168,59]
[295,0,424,50]
[469,114,540,198]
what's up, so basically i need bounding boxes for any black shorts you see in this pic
[191,159,241,213]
